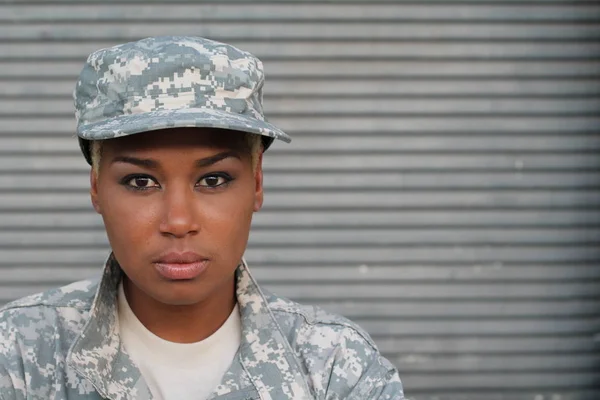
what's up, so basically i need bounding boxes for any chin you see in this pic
[152,282,212,306]
[159,296,204,307]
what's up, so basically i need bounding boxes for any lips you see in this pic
[153,252,210,280]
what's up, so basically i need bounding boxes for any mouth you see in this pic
[153,252,210,280]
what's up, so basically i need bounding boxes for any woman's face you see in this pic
[90,128,263,306]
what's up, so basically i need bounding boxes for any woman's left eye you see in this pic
[197,174,232,188]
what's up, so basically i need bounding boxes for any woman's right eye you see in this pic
[126,176,159,189]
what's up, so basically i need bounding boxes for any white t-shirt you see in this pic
[117,282,241,400]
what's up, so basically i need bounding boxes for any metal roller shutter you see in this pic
[0,1,599,398]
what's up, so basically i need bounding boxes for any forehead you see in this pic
[101,127,250,154]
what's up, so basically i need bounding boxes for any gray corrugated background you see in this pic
[1,1,599,399]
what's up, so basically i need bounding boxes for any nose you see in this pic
[158,183,200,238]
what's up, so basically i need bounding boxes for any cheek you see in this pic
[97,185,158,254]
[197,186,256,253]
[203,191,255,232]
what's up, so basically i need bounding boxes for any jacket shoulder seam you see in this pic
[0,302,93,313]
[1,303,91,310]
[269,304,378,351]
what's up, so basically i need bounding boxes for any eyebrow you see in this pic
[195,150,241,168]
[111,150,241,169]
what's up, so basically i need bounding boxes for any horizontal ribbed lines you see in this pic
[2,42,599,60]
[1,4,599,23]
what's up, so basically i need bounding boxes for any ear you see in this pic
[90,169,102,214]
[253,151,264,212]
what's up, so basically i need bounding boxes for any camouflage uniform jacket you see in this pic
[0,254,403,400]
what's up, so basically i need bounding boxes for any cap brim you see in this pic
[77,107,291,144]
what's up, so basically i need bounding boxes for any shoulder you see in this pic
[263,290,403,398]
[0,279,99,397]
[264,289,378,350]
[1,278,99,313]
[0,278,98,344]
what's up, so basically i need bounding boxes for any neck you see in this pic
[122,275,236,343]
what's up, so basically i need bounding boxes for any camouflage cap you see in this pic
[73,36,291,165]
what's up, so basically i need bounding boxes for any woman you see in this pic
[0,36,403,400]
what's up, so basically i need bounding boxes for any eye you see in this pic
[126,176,159,189]
[197,173,232,188]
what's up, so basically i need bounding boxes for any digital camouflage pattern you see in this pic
[74,36,291,164]
[0,254,403,399]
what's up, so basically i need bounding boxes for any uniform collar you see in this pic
[235,259,313,399]
[67,254,313,400]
